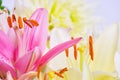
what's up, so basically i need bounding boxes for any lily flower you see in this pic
[89,24,118,72]
[0,8,82,80]
[46,25,118,80]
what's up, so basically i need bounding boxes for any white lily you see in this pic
[89,24,118,72]
[47,25,118,80]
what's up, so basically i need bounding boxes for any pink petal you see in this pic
[0,30,15,60]
[18,71,37,80]
[15,52,34,75]
[23,8,48,53]
[0,55,16,78]
[37,37,82,67]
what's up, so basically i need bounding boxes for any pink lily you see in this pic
[0,8,82,79]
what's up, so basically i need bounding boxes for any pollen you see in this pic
[89,36,94,61]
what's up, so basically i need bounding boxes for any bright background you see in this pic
[89,0,120,26]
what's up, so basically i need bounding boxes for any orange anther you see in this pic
[18,16,23,29]
[59,67,68,74]
[29,20,39,26]
[37,67,41,78]
[12,14,16,22]
[7,16,12,28]
[73,44,77,60]
[71,37,78,60]
[65,49,69,57]
[23,17,27,21]
[23,18,33,28]
[54,72,64,78]
[89,36,94,61]
[43,73,47,80]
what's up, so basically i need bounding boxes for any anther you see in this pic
[65,49,69,57]
[59,67,68,74]
[18,16,23,29]
[89,36,94,61]
[12,14,16,22]
[29,20,39,26]
[23,17,33,28]
[71,37,78,60]
[54,72,64,78]
[7,16,12,28]
[43,73,47,80]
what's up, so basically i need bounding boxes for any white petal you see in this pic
[63,68,82,80]
[82,62,93,80]
[89,25,118,72]
[48,27,71,70]
[114,52,120,77]
[50,27,70,48]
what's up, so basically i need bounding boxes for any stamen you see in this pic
[37,67,41,78]
[71,37,78,60]
[89,36,94,61]
[65,49,69,57]
[54,72,64,78]
[7,16,12,28]
[43,73,47,80]
[23,17,33,28]
[29,20,39,26]
[12,14,16,22]
[59,67,68,74]
[18,16,23,29]
[73,44,77,60]
[23,17,27,21]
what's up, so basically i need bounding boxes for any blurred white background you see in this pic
[89,0,120,26]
